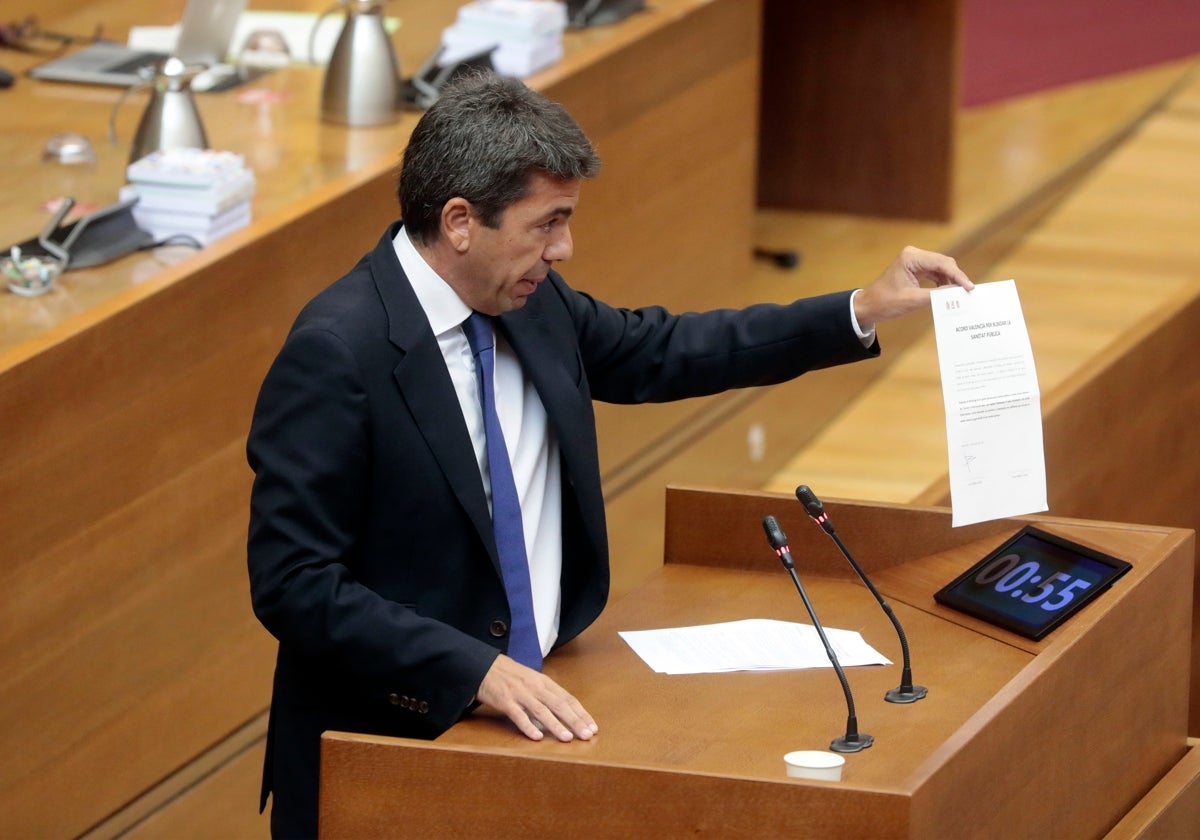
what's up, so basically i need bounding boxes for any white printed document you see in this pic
[618,618,891,675]
[931,279,1047,526]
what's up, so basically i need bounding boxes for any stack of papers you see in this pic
[619,619,892,675]
[442,0,566,77]
[122,148,255,246]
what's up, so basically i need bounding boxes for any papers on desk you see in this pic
[618,619,892,675]
[931,279,1048,527]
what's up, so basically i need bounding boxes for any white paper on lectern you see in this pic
[931,279,1047,526]
[618,618,891,675]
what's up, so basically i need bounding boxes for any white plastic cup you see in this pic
[783,750,846,781]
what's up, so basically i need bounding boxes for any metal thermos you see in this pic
[317,0,402,126]
[126,58,209,165]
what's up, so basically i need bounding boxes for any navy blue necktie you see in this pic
[462,312,543,670]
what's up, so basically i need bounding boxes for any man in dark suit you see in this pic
[247,71,973,838]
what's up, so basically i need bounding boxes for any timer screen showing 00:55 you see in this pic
[935,527,1132,640]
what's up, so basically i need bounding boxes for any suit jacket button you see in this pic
[489,620,509,638]
[387,693,401,705]
[418,701,429,714]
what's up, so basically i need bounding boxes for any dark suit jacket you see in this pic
[246,222,878,837]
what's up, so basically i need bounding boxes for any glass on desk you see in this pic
[229,29,295,171]
[42,132,96,166]
[41,131,100,216]
[237,29,293,69]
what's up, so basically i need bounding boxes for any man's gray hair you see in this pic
[399,71,601,244]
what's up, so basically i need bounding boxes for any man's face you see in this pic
[456,173,580,315]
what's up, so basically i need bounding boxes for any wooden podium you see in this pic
[318,488,1195,838]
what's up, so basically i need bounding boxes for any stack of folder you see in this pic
[121,148,256,246]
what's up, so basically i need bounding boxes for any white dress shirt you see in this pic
[394,227,562,657]
[849,289,876,345]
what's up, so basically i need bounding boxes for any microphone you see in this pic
[762,515,873,754]
[795,485,927,704]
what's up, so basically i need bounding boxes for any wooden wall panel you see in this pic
[758,0,960,219]
[0,172,398,837]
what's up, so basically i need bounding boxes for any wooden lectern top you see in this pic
[320,488,1194,838]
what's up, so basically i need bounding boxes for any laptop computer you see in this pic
[28,0,247,87]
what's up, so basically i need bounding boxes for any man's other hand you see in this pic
[476,655,599,742]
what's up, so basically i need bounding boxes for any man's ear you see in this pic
[441,198,473,253]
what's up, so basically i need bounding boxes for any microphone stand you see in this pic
[763,516,873,753]
[796,486,927,704]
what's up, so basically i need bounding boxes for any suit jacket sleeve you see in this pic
[541,275,878,404]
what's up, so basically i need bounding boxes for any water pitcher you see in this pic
[121,58,209,165]
[316,0,402,126]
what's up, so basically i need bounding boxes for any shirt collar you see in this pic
[393,225,472,336]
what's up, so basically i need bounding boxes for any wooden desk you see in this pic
[0,2,762,836]
[1,0,763,349]
[320,488,1195,838]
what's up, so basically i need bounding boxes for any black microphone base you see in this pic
[885,684,928,704]
[830,733,874,753]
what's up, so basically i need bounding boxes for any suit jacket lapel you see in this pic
[368,229,496,556]
[499,305,606,545]
[499,308,593,458]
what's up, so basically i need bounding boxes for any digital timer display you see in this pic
[934,526,1132,640]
